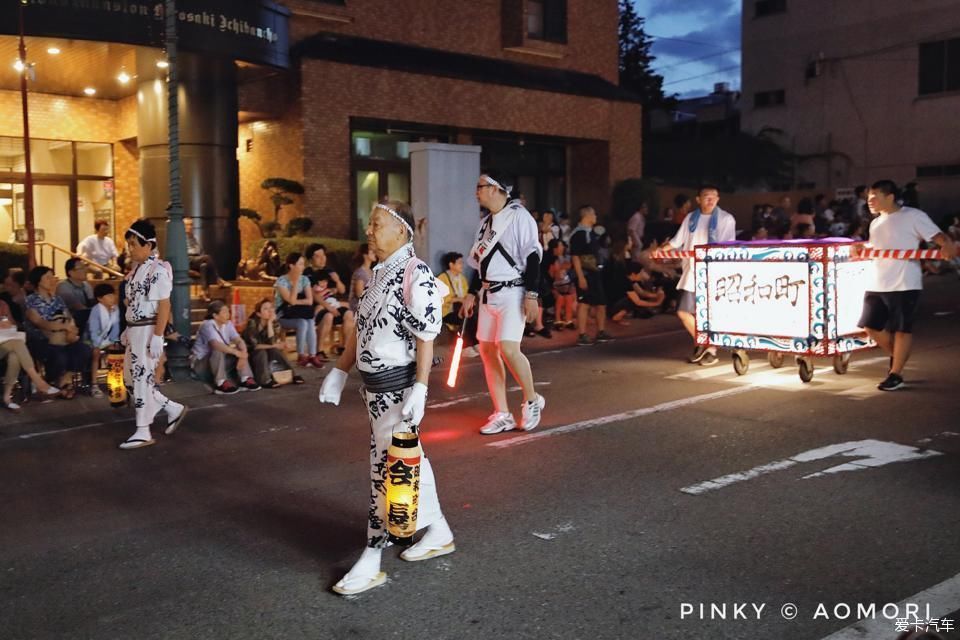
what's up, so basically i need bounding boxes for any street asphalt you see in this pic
[2,277,959,640]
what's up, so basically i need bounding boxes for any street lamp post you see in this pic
[163,0,191,380]
[18,1,36,269]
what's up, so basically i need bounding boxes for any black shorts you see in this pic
[858,290,921,334]
[576,271,607,306]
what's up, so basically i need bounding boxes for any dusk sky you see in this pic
[631,0,742,98]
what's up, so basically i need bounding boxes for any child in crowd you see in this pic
[548,239,576,330]
[313,272,354,359]
[85,283,121,398]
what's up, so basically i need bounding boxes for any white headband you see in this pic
[374,203,414,238]
[126,227,157,244]
[482,175,510,193]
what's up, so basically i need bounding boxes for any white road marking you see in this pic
[681,439,943,495]
[11,403,228,441]
[817,571,960,639]
[487,386,755,449]
[428,382,549,409]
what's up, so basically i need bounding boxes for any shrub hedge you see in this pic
[0,242,29,278]
[247,236,361,282]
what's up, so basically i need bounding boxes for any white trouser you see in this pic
[123,325,173,428]
[362,385,443,549]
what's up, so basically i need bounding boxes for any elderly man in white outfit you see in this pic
[319,200,454,596]
[460,174,545,435]
[118,220,188,450]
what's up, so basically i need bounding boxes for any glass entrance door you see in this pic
[33,182,74,275]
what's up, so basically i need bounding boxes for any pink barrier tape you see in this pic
[860,248,944,260]
[650,250,694,260]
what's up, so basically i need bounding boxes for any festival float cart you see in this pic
[650,240,937,382]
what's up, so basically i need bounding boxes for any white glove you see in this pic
[120,328,129,347]
[318,368,349,406]
[400,382,428,426]
[148,334,165,359]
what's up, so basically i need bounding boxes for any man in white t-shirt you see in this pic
[76,220,119,268]
[854,179,956,391]
[660,185,737,366]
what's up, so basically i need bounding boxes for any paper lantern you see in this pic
[385,431,421,544]
[106,349,126,408]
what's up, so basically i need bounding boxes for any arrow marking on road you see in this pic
[680,439,943,495]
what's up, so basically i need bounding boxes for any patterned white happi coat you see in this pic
[354,243,446,548]
[123,253,175,427]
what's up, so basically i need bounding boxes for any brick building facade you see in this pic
[2,0,640,261]
[240,0,642,243]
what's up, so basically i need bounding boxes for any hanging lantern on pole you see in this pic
[106,347,126,408]
[385,430,421,545]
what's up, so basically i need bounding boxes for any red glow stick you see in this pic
[446,317,468,388]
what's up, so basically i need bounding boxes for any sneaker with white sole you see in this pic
[479,412,517,435]
[520,394,546,431]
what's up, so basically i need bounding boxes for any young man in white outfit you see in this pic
[854,179,956,391]
[659,185,737,366]
[118,220,188,449]
[461,174,545,434]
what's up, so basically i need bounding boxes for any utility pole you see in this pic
[163,0,191,380]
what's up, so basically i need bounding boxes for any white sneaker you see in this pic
[520,394,546,431]
[479,412,516,435]
[463,345,481,358]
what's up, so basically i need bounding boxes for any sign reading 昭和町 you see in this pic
[2,0,290,69]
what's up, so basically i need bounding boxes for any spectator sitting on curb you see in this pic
[191,300,260,395]
[610,264,666,325]
[1,298,60,412]
[85,282,121,398]
[243,298,302,388]
[56,258,95,336]
[437,250,479,357]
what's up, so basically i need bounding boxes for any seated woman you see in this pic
[242,299,303,387]
[85,282,121,399]
[191,300,260,395]
[1,298,60,412]
[274,252,320,368]
[255,240,282,279]
[24,266,92,399]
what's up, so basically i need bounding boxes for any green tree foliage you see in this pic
[644,130,795,191]
[619,0,666,106]
[260,178,305,222]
